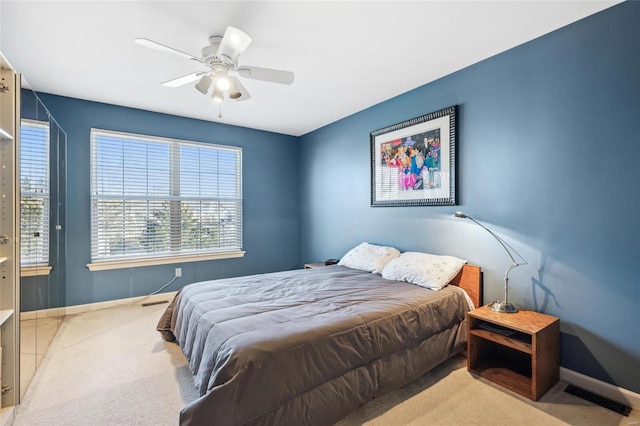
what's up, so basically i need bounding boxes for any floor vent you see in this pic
[141,300,169,307]
[564,384,631,416]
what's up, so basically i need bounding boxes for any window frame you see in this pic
[87,128,244,271]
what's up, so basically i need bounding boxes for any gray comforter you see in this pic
[158,265,470,426]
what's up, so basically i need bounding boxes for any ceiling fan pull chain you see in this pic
[218,104,223,119]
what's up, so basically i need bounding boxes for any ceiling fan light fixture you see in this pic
[216,75,231,91]
[195,74,212,94]
[212,85,224,103]
[228,77,240,99]
[217,26,253,63]
[228,77,251,101]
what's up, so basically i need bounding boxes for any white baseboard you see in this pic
[65,291,178,316]
[20,307,65,321]
[560,367,640,410]
[21,291,178,320]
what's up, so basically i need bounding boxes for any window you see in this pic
[89,129,243,270]
[20,120,50,267]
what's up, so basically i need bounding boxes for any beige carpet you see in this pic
[14,303,637,426]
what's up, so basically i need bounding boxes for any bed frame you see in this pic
[450,264,483,308]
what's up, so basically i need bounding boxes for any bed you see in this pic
[158,260,482,426]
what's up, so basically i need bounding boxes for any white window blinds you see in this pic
[20,120,50,266]
[90,129,242,262]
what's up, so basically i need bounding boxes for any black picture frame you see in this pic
[370,105,457,207]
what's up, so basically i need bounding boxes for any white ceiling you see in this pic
[1,1,620,137]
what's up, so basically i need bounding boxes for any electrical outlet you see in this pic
[175,267,182,278]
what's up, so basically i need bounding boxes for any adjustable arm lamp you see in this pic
[454,212,527,313]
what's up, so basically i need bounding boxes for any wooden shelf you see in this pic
[470,361,532,397]
[0,309,14,326]
[469,328,532,353]
[0,127,12,140]
[0,127,13,141]
[467,306,559,401]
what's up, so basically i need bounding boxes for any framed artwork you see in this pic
[370,105,457,207]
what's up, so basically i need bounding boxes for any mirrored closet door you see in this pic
[19,81,67,399]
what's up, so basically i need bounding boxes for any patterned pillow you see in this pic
[338,242,401,273]
[381,251,467,290]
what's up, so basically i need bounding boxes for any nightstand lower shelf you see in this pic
[470,359,532,397]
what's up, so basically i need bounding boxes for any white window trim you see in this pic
[87,249,245,271]
[21,265,53,277]
[89,128,243,265]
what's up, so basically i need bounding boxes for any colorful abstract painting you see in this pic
[371,106,456,206]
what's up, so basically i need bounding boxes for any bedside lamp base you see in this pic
[489,300,519,313]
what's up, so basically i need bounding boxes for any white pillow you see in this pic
[338,242,401,273]
[381,251,467,290]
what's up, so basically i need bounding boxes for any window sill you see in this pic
[86,250,246,271]
[21,265,53,277]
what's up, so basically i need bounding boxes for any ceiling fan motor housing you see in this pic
[202,36,234,69]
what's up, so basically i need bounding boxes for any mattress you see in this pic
[157,264,471,425]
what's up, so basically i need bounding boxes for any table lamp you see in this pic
[454,212,527,313]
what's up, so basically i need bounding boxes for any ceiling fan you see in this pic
[135,26,294,108]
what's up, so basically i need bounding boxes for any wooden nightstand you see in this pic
[467,305,559,401]
[304,262,327,269]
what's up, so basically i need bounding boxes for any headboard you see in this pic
[449,264,483,308]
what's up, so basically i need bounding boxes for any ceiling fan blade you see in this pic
[236,66,295,85]
[162,72,207,88]
[216,26,252,64]
[135,38,202,63]
[228,76,251,102]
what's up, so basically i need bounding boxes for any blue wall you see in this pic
[36,94,300,308]
[299,2,640,393]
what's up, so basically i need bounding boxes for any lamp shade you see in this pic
[211,85,224,103]
[195,75,212,94]
[227,77,251,101]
